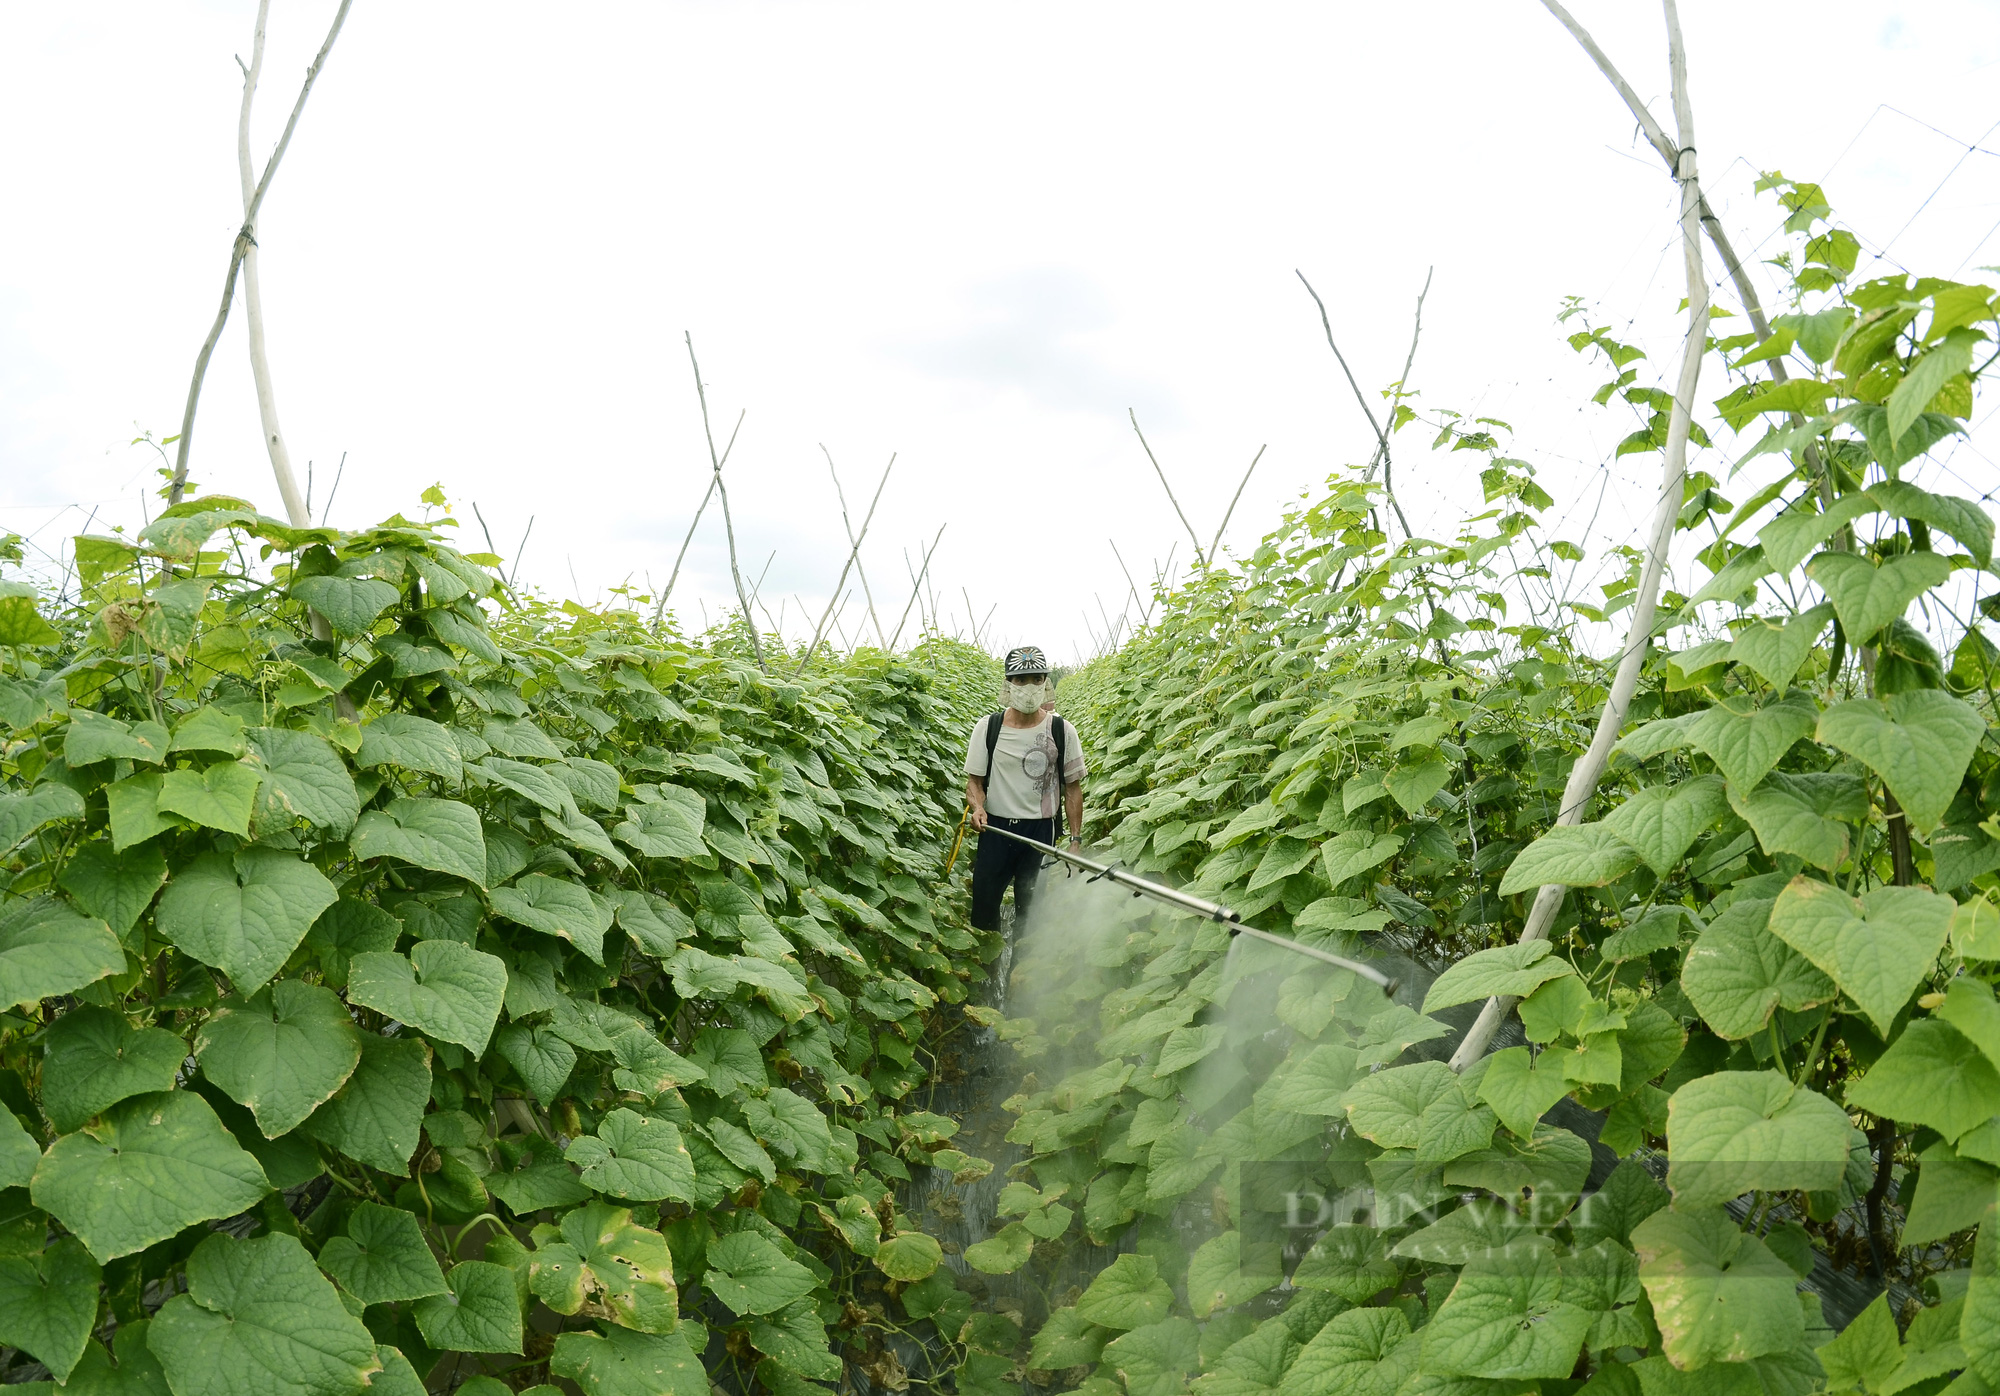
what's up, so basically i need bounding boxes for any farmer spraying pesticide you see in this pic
[962,646,1086,931]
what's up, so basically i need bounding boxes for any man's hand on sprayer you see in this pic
[969,800,988,833]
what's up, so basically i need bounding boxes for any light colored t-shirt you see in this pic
[964,712,1088,820]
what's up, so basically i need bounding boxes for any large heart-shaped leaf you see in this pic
[1476,1046,1575,1138]
[195,981,363,1138]
[1319,830,1405,887]
[1726,603,1835,690]
[303,898,402,989]
[346,942,507,1054]
[351,798,488,887]
[290,575,401,637]
[1666,1071,1854,1208]
[1631,1207,1803,1368]
[1871,479,1995,567]
[1680,898,1835,1041]
[1423,940,1576,1011]
[1727,770,1868,870]
[489,873,612,964]
[64,710,169,767]
[1076,1253,1175,1330]
[151,1232,381,1396]
[1808,549,1955,644]
[703,1231,816,1316]
[1498,822,1639,895]
[56,839,167,939]
[246,728,359,833]
[0,896,125,1011]
[301,1034,432,1175]
[155,763,261,836]
[1686,694,1819,792]
[157,848,337,994]
[316,1201,447,1305]
[529,1201,680,1333]
[31,1090,270,1261]
[1285,1308,1416,1396]
[1846,1018,2000,1144]
[356,713,463,781]
[0,782,83,855]
[1760,502,1875,576]
[1604,776,1729,875]
[613,792,706,859]
[565,1109,696,1202]
[495,1022,577,1105]
[1818,689,1985,833]
[1421,1244,1592,1380]
[40,1004,189,1132]
[412,1261,522,1354]
[1768,877,1954,1034]
[0,1237,101,1381]
[550,1326,706,1396]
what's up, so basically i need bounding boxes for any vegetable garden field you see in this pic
[5,5,2000,1396]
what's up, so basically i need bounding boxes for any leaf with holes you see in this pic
[1768,877,1954,1034]
[195,981,362,1138]
[151,1232,381,1396]
[317,1201,447,1305]
[32,1090,270,1262]
[156,849,337,995]
[1818,689,1985,833]
[530,1201,678,1333]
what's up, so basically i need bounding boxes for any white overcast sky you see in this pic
[4,2,1998,664]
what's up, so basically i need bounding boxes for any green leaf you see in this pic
[1029,1308,1110,1370]
[549,1326,706,1396]
[1969,1211,2000,1386]
[0,896,124,1010]
[1873,478,1995,567]
[1727,771,1867,870]
[64,711,169,767]
[1760,501,1876,577]
[155,762,261,836]
[1687,694,1819,792]
[963,1221,1035,1274]
[1184,1231,1277,1318]
[495,1022,576,1105]
[0,1108,36,1189]
[1103,1316,1199,1396]
[0,584,60,645]
[1498,822,1639,895]
[1957,897,2000,961]
[1904,1141,1999,1247]
[299,1033,431,1175]
[412,1261,522,1354]
[40,1005,188,1132]
[346,941,507,1054]
[1846,1018,2000,1143]
[356,713,463,782]
[316,1201,447,1304]
[473,757,575,814]
[489,873,612,964]
[157,849,336,995]
[0,1236,100,1381]
[1190,1320,1294,1396]
[1768,877,1954,1034]
[290,575,401,637]
[31,1090,270,1261]
[1385,755,1452,815]
[704,1231,816,1316]
[1076,1253,1174,1330]
[1818,689,1986,833]
[1630,1207,1804,1368]
[1319,830,1404,887]
[748,1300,839,1380]
[1156,1022,1227,1075]
[1816,1292,1901,1392]
[743,1088,835,1171]
[487,1137,592,1214]
[1285,1307,1416,1395]
[105,773,170,850]
[1263,1043,1361,1115]
[1726,603,1835,689]
[1604,775,1729,875]
[246,728,359,833]
[150,1232,381,1396]
[1681,897,1835,1040]
[529,1201,678,1333]
[1477,1046,1574,1137]
[1940,976,2000,1073]
[1422,940,1576,1012]
[303,898,401,989]
[1808,549,1955,645]
[1929,822,2000,891]
[1888,330,1978,443]
[172,706,248,756]
[1665,1071,1853,1209]
[613,793,707,859]
[0,783,83,854]
[351,798,488,887]
[565,1108,696,1202]
[57,840,167,939]
[1420,1243,1591,1380]
[875,1231,943,1282]
[194,981,362,1138]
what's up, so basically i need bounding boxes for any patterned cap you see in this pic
[1004,646,1050,678]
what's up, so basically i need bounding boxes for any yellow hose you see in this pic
[944,804,972,877]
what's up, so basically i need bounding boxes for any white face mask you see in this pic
[1007,681,1048,714]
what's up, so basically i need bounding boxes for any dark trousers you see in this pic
[970,816,1054,931]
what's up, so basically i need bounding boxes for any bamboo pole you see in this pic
[1129,410,1206,568]
[683,334,763,671]
[795,455,893,675]
[1451,0,1710,1072]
